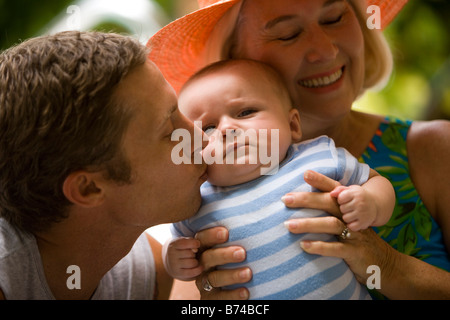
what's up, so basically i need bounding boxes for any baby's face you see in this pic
[178,65,299,186]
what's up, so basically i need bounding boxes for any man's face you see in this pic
[105,60,207,228]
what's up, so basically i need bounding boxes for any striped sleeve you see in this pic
[331,141,370,186]
[171,220,196,238]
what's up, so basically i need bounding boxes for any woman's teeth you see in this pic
[299,68,343,88]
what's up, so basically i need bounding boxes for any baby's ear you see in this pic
[62,170,106,208]
[289,108,302,142]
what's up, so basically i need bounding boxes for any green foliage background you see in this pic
[1,0,449,120]
[355,0,450,121]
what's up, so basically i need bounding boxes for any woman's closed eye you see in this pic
[277,30,302,42]
[321,5,349,26]
[321,14,343,25]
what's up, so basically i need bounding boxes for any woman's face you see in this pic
[233,0,365,122]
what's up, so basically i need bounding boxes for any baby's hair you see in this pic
[180,59,294,110]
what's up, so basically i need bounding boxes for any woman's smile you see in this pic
[299,66,344,88]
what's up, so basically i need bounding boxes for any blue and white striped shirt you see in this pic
[173,136,371,300]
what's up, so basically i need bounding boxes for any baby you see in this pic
[166,59,395,299]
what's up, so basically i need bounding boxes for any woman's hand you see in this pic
[285,217,394,285]
[284,170,450,299]
[282,170,342,216]
[194,227,252,300]
[282,170,394,284]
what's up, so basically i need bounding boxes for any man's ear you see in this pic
[289,108,302,142]
[62,171,105,208]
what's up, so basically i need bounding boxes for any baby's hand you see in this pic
[164,237,203,281]
[330,185,377,231]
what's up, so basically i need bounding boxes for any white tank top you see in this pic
[0,218,155,299]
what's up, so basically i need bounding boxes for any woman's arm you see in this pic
[407,120,450,253]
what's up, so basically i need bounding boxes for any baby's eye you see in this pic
[238,109,257,117]
[203,125,216,136]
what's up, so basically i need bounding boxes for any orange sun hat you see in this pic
[148,0,408,93]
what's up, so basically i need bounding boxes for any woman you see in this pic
[148,0,450,299]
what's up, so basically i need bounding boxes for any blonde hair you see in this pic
[348,0,394,93]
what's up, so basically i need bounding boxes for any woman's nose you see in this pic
[304,26,339,64]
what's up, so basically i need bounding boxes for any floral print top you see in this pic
[360,117,450,298]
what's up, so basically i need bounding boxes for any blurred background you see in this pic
[1,0,449,243]
[1,0,449,121]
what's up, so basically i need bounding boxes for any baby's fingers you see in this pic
[179,265,204,280]
[171,237,201,251]
[330,186,348,198]
[333,188,356,205]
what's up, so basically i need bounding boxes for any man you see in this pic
[0,31,208,299]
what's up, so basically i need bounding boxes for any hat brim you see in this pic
[148,0,240,93]
[148,0,408,93]
[370,0,408,28]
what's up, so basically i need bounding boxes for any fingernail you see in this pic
[281,195,293,205]
[284,220,298,230]
[233,248,245,261]
[300,241,311,250]
[239,268,251,280]
[240,289,249,299]
[304,170,312,180]
[217,230,227,241]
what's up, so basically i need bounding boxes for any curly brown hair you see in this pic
[0,31,148,234]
